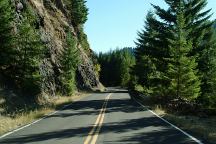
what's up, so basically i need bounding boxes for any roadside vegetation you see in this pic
[97,48,135,87]
[0,92,88,135]
[0,0,95,135]
[130,0,216,112]
[164,114,216,143]
[130,0,216,142]
[97,0,216,143]
[130,91,216,143]
[132,0,216,109]
[1,0,216,142]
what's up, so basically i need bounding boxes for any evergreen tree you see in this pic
[152,0,213,56]
[133,11,170,96]
[60,31,80,95]
[70,0,88,26]
[197,25,216,107]
[98,48,135,87]
[0,0,15,76]
[134,12,156,88]
[166,10,200,100]
[184,0,216,106]
[152,0,216,105]
[15,7,45,94]
[119,49,135,87]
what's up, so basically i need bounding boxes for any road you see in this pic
[0,88,205,144]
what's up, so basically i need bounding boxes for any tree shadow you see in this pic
[0,117,201,144]
[0,91,207,144]
[45,96,143,118]
[94,87,129,93]
[101,117,198,144]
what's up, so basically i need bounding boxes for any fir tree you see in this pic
[60,31,80,95]
[166,10,200,100]
[184,0,216,106]
[133,11,170,96]
[15,7,45,94]
[134,12,156,86]
[0,0,15,75]
[197,25,216,107]
[152,0,216,105]
[97,48,135,87]
[119,48,135,87]
[71,0,88,26]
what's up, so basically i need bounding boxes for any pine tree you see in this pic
[119,48,135,87]
[15,7,45,94]
[152,0,213,57]
[166,10,200,100]
[133,11,170,96]
[70,0,88,26]
[184,0,216,106]
[153,0,216,103]
[60,31,80,95]
[0,0,15,76]
[134,12,156,85]
[97,48,135,87]
[197,25,216,107]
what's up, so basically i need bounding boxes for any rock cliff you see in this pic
[13,0,102,97]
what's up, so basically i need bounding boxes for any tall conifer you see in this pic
[60,31,80,95]
[152,0,216,105]
[71,0,88,26]
[15,7,45,94]
[0,0,15,75]
[134,12,170,96]
[166,9,200,100]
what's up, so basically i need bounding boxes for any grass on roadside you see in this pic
[152,106,216,144]
[0,92,88,135]
[130,91,216,144]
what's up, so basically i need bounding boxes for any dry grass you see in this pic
[0,92,89,135]
[153,106,216,144]
[0,108,53,135]
[152,105,166,116]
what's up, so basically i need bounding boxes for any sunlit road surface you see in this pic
[0,88,205,144]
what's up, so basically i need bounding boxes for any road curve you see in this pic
[0,88,205,144]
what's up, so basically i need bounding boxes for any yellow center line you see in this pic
[90,99,108,144]
[84,93,112,144]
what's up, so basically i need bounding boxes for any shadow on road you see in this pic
[0,118,192,144]
[95,87,129,93]
[0,90,202,144]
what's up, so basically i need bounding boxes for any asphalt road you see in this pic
[0,88,205,144]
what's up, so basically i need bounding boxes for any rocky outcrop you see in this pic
[53,0,68,16]
[14,0,102,96]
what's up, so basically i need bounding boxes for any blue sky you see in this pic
[84,0,216,53]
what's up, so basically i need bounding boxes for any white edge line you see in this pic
[0,96,85,139]
[133,98,204,144]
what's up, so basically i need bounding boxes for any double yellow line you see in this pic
[84,93,112,144]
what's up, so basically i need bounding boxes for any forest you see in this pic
[97,48,135,87]
[0,0,92,103]
[0,0,216,141]
[98,0,216,112]
[133,0,216,110]
[0,0,102,133]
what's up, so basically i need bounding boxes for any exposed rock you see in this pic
[26,0,102,97]
[16,2,24,12]
[77,44,100,89]
[43,0,53,10]
[40,59,56,97]
[54,0,68,17]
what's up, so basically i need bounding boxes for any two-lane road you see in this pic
[0,88,205,144]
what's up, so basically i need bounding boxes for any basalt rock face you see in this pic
[13,0,102,97]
